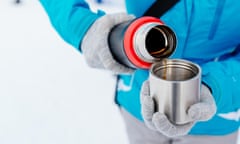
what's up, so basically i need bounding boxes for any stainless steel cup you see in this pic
[149,59,201,125]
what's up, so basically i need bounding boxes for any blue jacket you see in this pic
[40,0,240,135]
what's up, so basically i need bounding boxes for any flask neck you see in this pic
[123,16,177,69]
[133,23,177,63]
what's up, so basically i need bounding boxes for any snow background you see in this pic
[0,0,239,144]
[0,0,128,144]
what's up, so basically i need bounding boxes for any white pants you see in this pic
[120,108,238,144]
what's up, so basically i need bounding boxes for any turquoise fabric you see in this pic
[39,0,240,135]
[39,0,104,49]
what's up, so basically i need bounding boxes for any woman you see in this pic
[39,0,240,143]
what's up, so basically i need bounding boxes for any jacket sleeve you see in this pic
[201,45,240,113]
[39,0,104,50]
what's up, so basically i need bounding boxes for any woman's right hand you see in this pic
[81,13,135,74]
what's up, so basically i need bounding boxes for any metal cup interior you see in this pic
[150,59,200,81]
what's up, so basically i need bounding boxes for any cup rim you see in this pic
[150,58,201,82]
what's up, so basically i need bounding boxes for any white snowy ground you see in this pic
[0,0,239,144]
[0,0,129,144]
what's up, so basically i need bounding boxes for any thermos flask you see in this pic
[108,16,177,69]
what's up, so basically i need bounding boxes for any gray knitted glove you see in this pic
[140,80,217,137]
[81,13,135,74]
